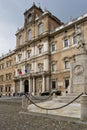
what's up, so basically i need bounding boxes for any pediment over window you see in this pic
[63,57,69,61]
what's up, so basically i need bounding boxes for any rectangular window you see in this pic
[51,44,56,52]
[9,61,12,66]
[73,35,77,44]
[38,47,42,55]
[27,51,30,58]
[2,64,4,69]
[18,54,22,62]
[28,14,32,22]
[28,30,32,41]
[6,74,9,80]
[19,35,22,45]
[52,81,56,89]
[25,64,31,74]
[0,64,4,70]
[65,61,70,69]
[6,62,9,67]
[38,23,43,35]
[52,64,56,71]
[64,39,69,47]
[9,73,12,80]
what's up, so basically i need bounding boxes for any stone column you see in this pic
[32,47,34,56]
[35,46,37,56]
[46,77,50,91]
[81,94,87,121]
[0,87,1,96]
[34,62,37,73]
[15,69,18,76]
[44,59,49,71]
[70,61,73,93]
[42,76,45,92]
[22,65,25,74]
[20,79,23,93]
[22,51,24,61]
[44,41,48,52]
[23,50,26,60]
[32,62,34,72]
[32,77,35,95]
[29,78,31,93]
[16,55,18,62]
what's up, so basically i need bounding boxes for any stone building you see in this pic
[0,51,16,96]
[0,3,87,96]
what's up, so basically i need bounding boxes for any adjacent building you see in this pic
[0,51,16,96]
[0,3,87,95]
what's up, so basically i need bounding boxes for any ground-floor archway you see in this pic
[24,80,29,93]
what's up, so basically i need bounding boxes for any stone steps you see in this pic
[55,95,81,103]
[67,93,80,96]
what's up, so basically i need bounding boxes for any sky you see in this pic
[0,0,87,56]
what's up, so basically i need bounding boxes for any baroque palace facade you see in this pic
[0,3,87,96]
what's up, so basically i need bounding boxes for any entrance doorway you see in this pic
[65,78,70,94]
[24,80,29,93]
[52,81,56,89]
[65,79,69,89]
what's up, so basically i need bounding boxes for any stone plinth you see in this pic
[22,95,28,109]
[71,53,87,93]
[81,94,87,121]
[52,93,57,100]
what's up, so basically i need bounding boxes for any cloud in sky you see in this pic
[0,0,87,56]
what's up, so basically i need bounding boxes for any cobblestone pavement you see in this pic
[0,99,37,130]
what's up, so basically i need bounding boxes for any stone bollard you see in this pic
[52,90,57,100]
[81,94,87,121]
[61,91,66,96]
[22,95,28,110]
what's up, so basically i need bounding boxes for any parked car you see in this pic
[51,90,61,96]
[13,92,29,96]
[40,91,50,96]
[55,90,61,96]
[13,92,23,96]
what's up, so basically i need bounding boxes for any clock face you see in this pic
[74,65,84,75]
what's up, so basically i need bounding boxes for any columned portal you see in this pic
[24,80,29,93]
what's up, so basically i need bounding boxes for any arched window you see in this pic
[28,30,32,41]
[38,23,43,35]
[19,35,22,45]
[28,14,32,22]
